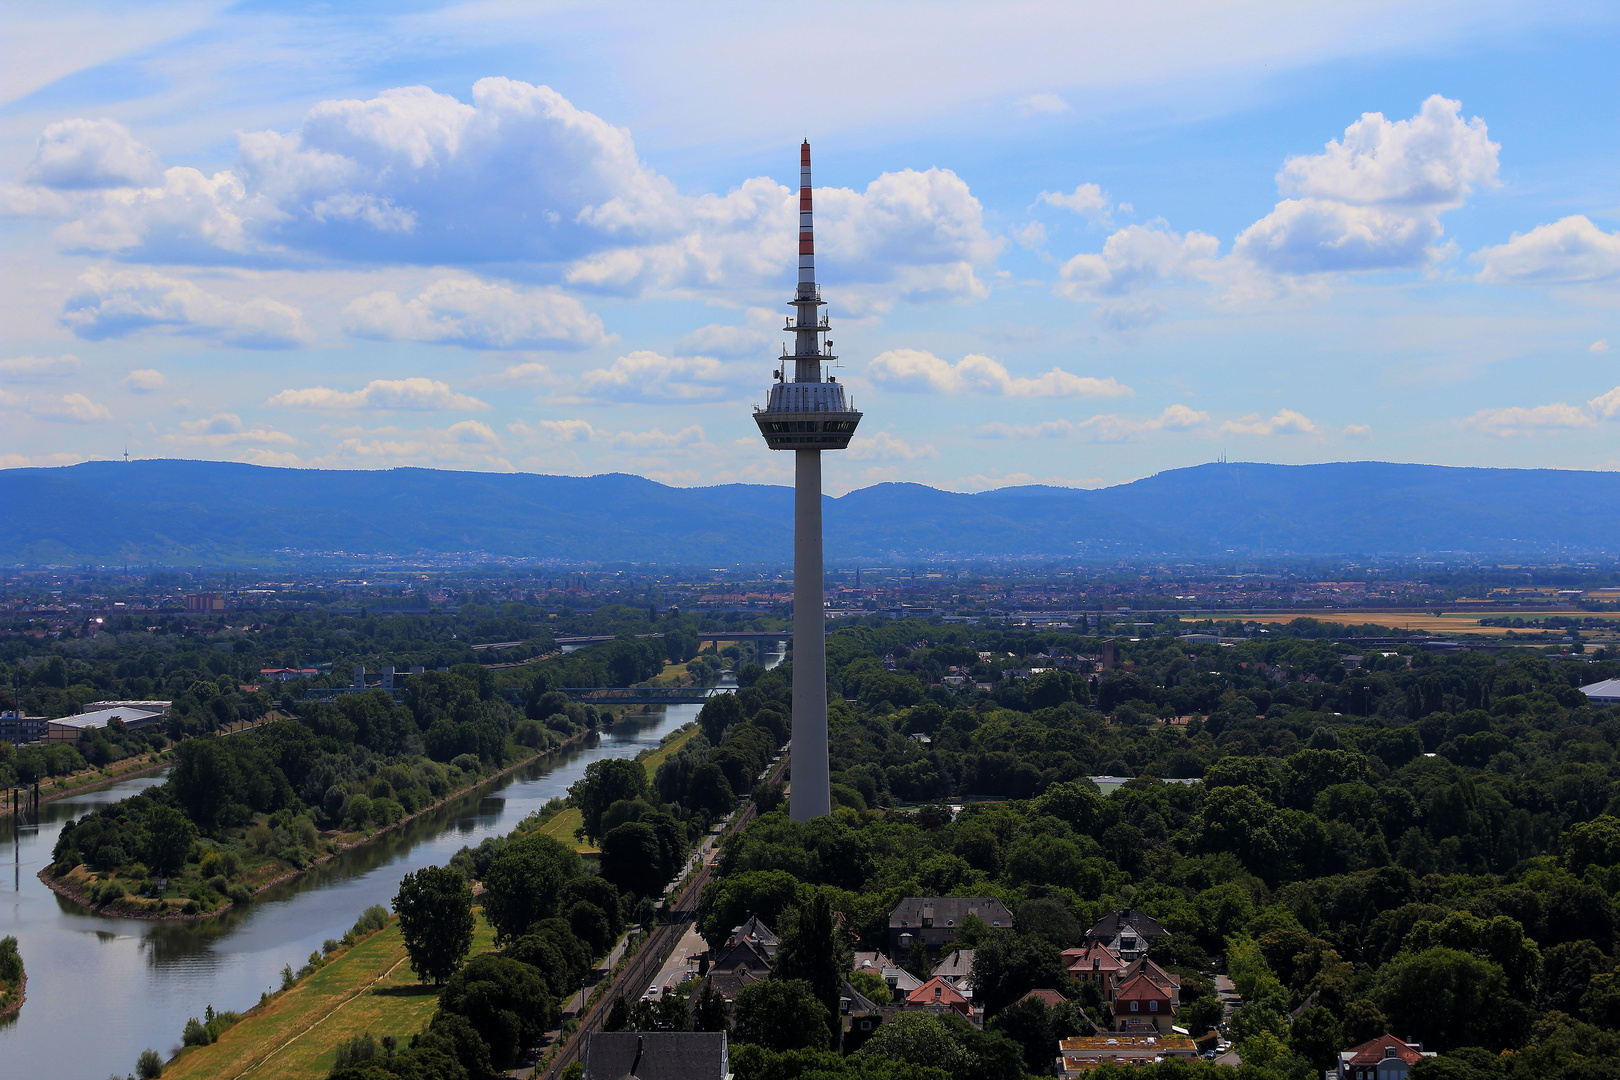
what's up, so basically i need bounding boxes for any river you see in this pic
[0,685,730,1079]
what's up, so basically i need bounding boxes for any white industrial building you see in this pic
[1580,679,1620,707]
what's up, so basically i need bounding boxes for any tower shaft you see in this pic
[752,141,860,823]
[791,449,829,820]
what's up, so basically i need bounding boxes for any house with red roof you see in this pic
[1063,942,1123,994]
[1019,989,1069,1009]
[1334,1035,1432,1080]
[1113,971,1175,1034]
[906,976,972,1018]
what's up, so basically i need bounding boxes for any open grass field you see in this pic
[164,913,496,1080]
[1186,612,1538,636]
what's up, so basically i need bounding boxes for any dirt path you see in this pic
[232,954,411,1080]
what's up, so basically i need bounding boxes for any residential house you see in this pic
[1059,1033,1198,1076]
[906,976,973,1019]
[726,915,779,958]
[1113,970,1176,1034]
[709,936,772,980]
[1020,989,1069,1009]
[854,950,921,999]
[1063,941,1123,994]
[889,897,1013,958]
[1084,909,1168,961]
[582,1032,728,1080]
[1117,957,1180,1005]
[1334,1035,1433,1080]
[932,949,975,993]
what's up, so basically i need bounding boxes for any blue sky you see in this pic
[2,1,1617,493]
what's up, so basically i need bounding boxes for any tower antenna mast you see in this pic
[752,141,862,821]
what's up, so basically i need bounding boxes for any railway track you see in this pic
[537,745,790,1079]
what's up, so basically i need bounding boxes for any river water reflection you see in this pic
[1,691,719,1079]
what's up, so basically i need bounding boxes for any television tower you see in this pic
[754,141,861,821]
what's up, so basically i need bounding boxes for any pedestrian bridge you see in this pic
[559,686,736,705]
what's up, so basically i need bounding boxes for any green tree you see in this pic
[970,931,1072,1017]
[393,864,475,984]
[775,892,844,1044]
[570,758,648,841]
[481,834,581,944]
[698,693,743,745]
[1290,1005,1343,1072]
[604,995,630,1032]
[135,1047,164,1079]
[141,804,198,877]
[437,954,555,1069]
[599,821,671,900]
[731,979,831,1052]
[0,936,22,985]
[1375,946,1508,1051]
[693,979,730,1033]
[852,1013,971,1079]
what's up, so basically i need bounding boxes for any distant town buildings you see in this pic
[185,592,225,613]
[0,712,48,746]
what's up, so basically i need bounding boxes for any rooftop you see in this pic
[890,896,1012,929]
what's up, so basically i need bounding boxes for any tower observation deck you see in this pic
[753,141,859,822]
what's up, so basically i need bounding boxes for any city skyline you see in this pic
[2,2,1617,492]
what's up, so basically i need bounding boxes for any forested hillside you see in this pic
[3,458,1617,563]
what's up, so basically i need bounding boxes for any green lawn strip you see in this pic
[164,914,492,1080]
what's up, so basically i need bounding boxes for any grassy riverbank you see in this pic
[43,727,590,920]
[534,720,700,855]
[164,913,496,1080]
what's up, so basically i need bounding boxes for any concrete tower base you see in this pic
[789,447,830,821]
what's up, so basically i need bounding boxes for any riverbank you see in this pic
[0,752,168,819]
[163,913,496,1080]
[532,721,699,854]
[37,725,599,922]
[0,714,291,820]
[0,974,23,1022]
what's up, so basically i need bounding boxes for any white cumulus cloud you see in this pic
[1056,223,1221,301]
[0,354,80,380]
[267,378,489,412]
[1466,386,1620,436]
[123,368,167,392]
[343,277,610,350]
[166,413,297,447]
[1039,183,1114,225]
[0,389,112,423]
[1472,216,1620,285]
[1234,94,1498,275]
[5,80,1003,309]
[60,267,313,348]
[1218,409,1320,436]
[867,349,1131,398]
[26,118,162,189]
[572,350,741,403]
[1344,424,1372,440]
[846,431,940,460]
[977,404,1208,442]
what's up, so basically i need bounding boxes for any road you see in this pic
[532,746,790,1080]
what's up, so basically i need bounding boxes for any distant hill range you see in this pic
[2,459,1616,565]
